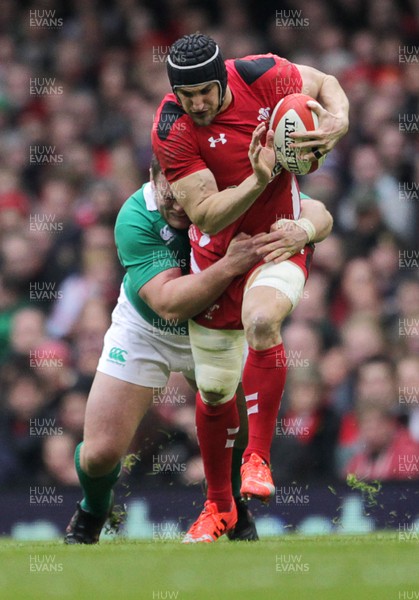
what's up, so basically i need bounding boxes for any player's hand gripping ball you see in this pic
[270,93,327,175]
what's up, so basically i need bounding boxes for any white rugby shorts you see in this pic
[97,286,195,387]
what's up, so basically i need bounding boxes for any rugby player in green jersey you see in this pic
[64,156,333,544]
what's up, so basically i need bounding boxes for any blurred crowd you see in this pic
[0,0,418,490]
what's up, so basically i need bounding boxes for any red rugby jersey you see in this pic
[152,54,303,260]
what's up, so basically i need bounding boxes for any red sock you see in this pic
[242,343,287,465]
[195,392,239,512]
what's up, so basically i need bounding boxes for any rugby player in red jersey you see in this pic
[63,157,331,544]
[152,33,347,542]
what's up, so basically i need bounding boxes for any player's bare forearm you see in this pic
[298,65,349,130]
[315,75,349,132]
[293,65,349,159]
[140,233,262,322]
[172,125,274,235]
[173,169,267,235]
[305,74,349,132]
[152,263,237,322]
[141,255,244,322]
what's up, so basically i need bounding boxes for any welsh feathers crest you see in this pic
[257,107,271,121]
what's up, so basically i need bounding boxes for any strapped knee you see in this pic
[188,320,245,406]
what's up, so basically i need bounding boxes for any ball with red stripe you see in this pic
[269,93,326,175]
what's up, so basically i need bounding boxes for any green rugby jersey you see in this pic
[115,182,190,335]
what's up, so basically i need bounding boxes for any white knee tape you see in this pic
[188,320,245,404]
[245,260,306,309]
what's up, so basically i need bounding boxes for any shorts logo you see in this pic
[108,347,128,364]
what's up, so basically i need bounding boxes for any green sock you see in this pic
[75,442,121,518]
[231,446,244,498]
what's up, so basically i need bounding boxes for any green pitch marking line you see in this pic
[0,533,418,600]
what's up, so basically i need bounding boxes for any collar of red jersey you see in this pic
[144,182,157,211]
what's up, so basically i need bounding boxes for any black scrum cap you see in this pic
[167,34,227,108]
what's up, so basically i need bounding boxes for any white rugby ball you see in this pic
[269,93,326,175]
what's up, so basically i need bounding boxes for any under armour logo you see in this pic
[208,134,227,147]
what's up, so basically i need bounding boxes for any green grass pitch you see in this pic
[0,533,418,600]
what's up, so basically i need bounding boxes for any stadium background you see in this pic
[0,0,418,540]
